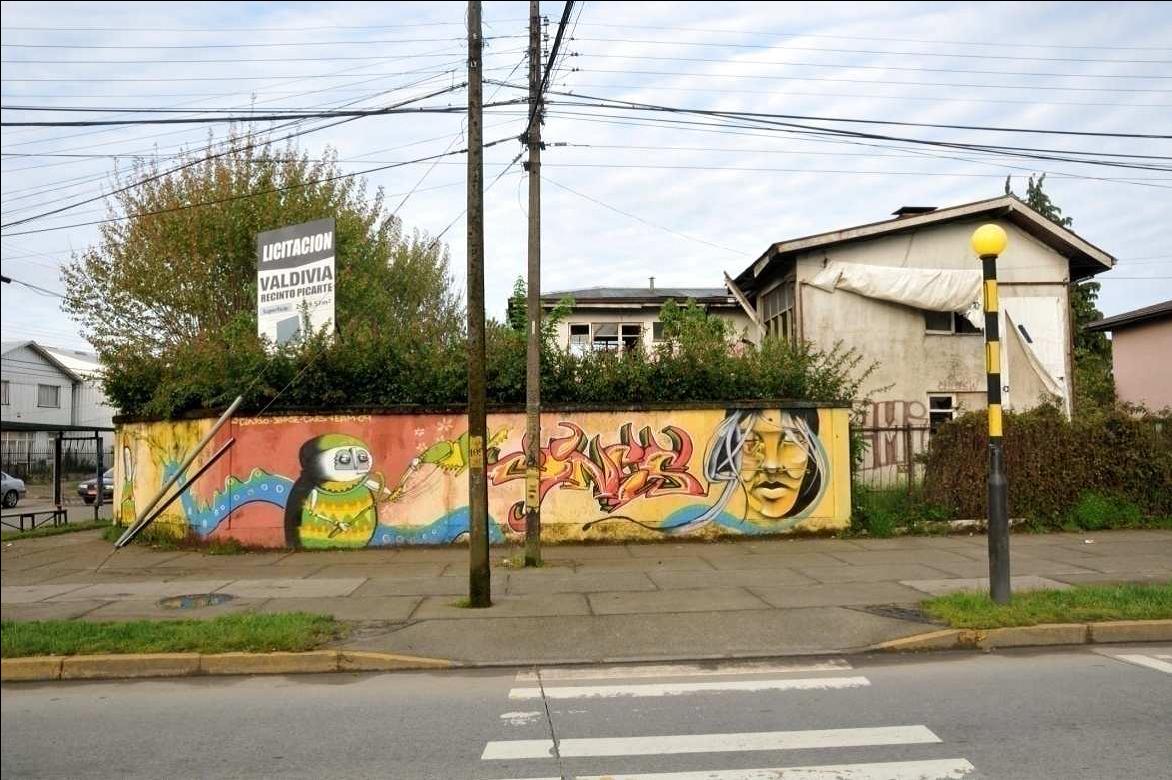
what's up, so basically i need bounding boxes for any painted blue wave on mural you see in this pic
[163,464,292,537]
[369,507,508,546]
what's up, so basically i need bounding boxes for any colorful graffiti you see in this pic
[491,422,706,532]
[116,407,850,548]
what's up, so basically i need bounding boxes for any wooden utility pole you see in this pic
[523,0,543,567]
[466,0,491,607]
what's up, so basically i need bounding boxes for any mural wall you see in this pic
[115,406,851,548]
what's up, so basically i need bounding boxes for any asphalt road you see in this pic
[2,646,1169,779]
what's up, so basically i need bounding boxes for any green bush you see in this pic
[851,486,954,538]
[922,404,1172,527]
[1066,492,1145,531]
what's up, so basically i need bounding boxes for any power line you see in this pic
[0,35,522,49]
[568,35,1172,64]
[525,1,576,134]
[571,22,1172,52]
[3,21,524,32]
[0,59,523,83]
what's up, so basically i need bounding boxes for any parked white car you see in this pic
[1,471,27,508]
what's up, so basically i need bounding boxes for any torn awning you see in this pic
[809,262,984,327]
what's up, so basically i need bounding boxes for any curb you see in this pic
[1,650,454,683]
[869,619,1172,653]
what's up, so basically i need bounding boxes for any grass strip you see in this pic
[1,520,111,541]
[923,583,1172,629]
[1,613,339,658]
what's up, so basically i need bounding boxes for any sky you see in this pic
[1,0,1169,353]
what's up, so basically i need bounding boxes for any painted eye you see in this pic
[355,450,370,465]
[335,450,353,468]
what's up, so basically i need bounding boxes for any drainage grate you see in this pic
[851,603,939,625]
[157,593,235,610]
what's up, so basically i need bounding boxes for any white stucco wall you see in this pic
[550,306,754,351]
[771,218,1076,425]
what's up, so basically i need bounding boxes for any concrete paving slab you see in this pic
[506,570,655,594]
[257,596,420,621]
[912,556,1098,578]
[79,597,268,622]
[1049,571,1171,586]
[216,577,365,599]
[50,580,233,602]
[539,544,635,560]
[306,562,446,579]
[558,556,717,572]
[648,568,817,590]
[1,583,90,604]
[795,563,954,584]
[1075,554,1172,573]
[342,606,927,663]
[588,587,770,615]
[750,581,927,608]
[900,575,1072,596]
[269,550,400,566]
[705,551,845,569]
[740,539,869,553]
[824,549,978,566]
[413,592,590,620]
[2,600,108,620]
[850,537,986,551]
[627,543,754,559]
[351,576,491,597]
[2,568,91,586]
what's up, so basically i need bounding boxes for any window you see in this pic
[924,311,981,335]
[569,323,589,355]
[928,394,956,433]
[1,379,8,405]
[761,282,795,340]
[652,321,665,342]
[37,384,60,408]
[621,323,642,350]
[591,322,620,351]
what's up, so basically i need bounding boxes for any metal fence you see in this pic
[853,425,933,490]
[1,441,114,484]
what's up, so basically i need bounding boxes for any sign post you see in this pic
[256,218,336,346]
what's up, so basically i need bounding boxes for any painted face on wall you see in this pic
[738,410,813,519]
[315,444,373,483]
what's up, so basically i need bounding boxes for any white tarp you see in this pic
[1002,297,1069,412]
[809,262,984,327]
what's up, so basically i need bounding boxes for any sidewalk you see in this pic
[3,529,1170,665]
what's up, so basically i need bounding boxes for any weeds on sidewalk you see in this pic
[1,613,340,658]
[101,523,254,554]
[923,583,1172,629]
[2,520,110,542]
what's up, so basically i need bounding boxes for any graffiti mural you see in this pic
[115,406,850,548]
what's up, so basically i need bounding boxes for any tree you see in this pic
[1005,173,1114,408]
[506,275,528,333]
[62,129,462,360]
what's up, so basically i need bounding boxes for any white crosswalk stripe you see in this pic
[483,657,977,780]
[515,659,853,682]
[509,675,871,700]
[572,758,977,779]
[483,725,941,760]
[1109,652,1172,674]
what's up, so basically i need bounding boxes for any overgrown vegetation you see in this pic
[851,486,953,538]
[922,404,1172,527]
[1,613,339,657]
[1,519,111,541]
[923,583,1172,629]
[101,522,253,554]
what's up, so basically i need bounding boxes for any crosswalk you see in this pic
[481,658,978,780]
[1095,648,1172,675]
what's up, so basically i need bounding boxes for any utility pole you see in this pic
[466,0,491,607]
[523,0,543,567]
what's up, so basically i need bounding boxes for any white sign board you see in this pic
[256,218,336,346]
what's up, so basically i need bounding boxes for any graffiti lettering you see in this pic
[491,422,706,532]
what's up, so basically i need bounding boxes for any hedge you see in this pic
[922,404,1172,524]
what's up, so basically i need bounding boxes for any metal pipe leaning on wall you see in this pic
[114,396,243,548]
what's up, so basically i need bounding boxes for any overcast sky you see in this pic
[1,0,1169,352]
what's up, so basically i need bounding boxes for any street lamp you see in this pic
[972,223,1011,605]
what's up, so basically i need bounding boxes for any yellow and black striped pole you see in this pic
[972,224,1011,604]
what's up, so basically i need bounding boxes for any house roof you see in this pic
[1,340,84,383]
[39,345,102,380]
[1085,299,1172,332]
[734,194,1117,294]
[540,286,735,306]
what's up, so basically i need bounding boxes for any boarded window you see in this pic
[761,282,795,340]
[37,384,60,408]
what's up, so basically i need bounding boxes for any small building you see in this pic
[1,341,115,473]
[535,280,754,354]
[729,195,1116,479]
[1086,300,1172,410]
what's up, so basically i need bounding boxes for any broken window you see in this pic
[652,321,665,342]
[621,323,642,350]
[569,323,589,355]
[928,394,956,433]
[761,282,795,341]
[924,311,980,335]
[592,322,620,351]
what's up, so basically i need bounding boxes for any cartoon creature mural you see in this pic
[119,444,136,525]
[284,434,385,548]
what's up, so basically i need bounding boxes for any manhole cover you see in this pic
[158,593,235,610]
[851,604,938,624]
